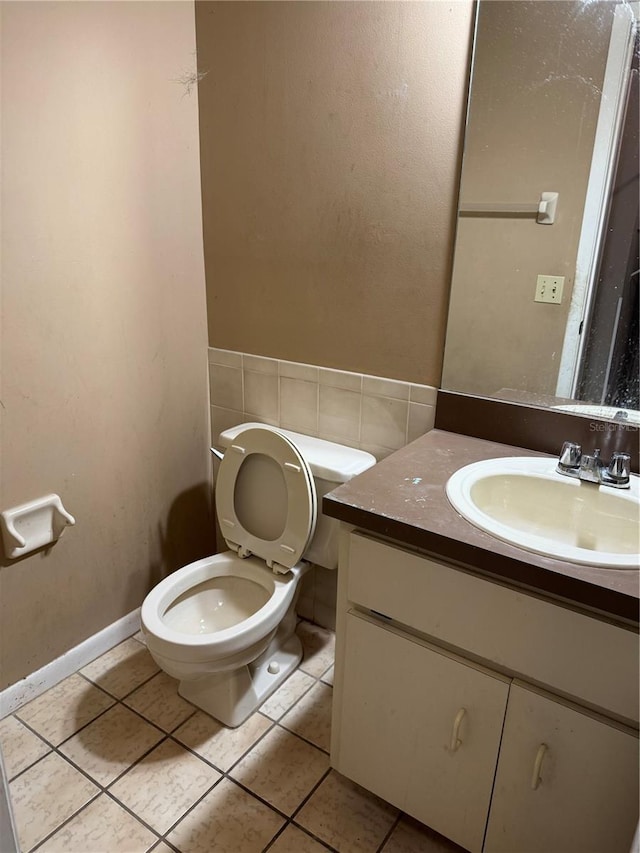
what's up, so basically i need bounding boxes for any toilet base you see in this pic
[177,630,303,728]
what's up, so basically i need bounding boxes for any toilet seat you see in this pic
[215,426,317,572]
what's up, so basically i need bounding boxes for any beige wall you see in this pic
[0,1,213,689]
[442,1,614,398]
[196,1,474,386]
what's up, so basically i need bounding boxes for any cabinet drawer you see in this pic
[347,532,639,724]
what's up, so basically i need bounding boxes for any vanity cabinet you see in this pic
[331,532,640,853]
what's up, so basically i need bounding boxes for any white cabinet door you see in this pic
[335,612,509,853]
[485,681,640,853]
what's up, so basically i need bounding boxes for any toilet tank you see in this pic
[218,423,376,570]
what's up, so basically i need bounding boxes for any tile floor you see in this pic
[0,620,464,853]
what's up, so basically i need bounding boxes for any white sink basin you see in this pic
[553,404,640,425]
[446,457,640,569]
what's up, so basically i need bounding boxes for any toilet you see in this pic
[141,423,375,727]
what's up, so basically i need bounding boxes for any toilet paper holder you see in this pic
[0,494,76,559]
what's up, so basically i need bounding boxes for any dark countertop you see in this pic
[323,430,640,625]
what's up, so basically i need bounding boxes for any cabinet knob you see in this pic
[449,708,466,753]
[531,743,548,790]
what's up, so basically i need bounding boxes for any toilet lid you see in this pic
[215,426,317,572]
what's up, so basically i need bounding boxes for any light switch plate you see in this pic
[535,275,564,304]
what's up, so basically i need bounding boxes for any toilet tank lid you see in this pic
[218,423,376,483]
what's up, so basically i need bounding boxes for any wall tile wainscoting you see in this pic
[0,621,462,853]
[208,349,438,464]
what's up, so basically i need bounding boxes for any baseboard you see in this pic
[0,608,141,718]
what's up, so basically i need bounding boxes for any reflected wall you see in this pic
[442,1,615,399]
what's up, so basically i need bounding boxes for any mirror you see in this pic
[442,0,639,423]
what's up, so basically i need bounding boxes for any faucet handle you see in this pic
[606,452,631,485]
[558,441,582,472]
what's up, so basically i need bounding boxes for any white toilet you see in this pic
[141,423,375,727]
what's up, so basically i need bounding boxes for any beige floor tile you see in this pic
[382,816,467,853]
[80,638,159,698]
[15,673,115,746]
[109,738,221,834]
[280,681,333,752]
[296,622,335,678]
[37,793,158,853]
[0,715,51,778]
[124,671,196,732]
[269,823,332,852]
[230,725,329,816]
[259,669,316,720]
[150,844,174,853]
[59,704,164,786]
[297,770,398,852]
[174,709,272,772]
[9,752,99,852]
[320,665,334,686]
[167,777,284,853]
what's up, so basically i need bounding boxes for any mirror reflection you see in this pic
[442,0,639,422]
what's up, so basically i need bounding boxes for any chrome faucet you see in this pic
[556,442,631,489]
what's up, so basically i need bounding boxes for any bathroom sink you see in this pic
[446,457,640,569]
[553,404,640,425]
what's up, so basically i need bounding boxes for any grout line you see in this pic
[75,662,162,703]
[116,680,200,735]
[27,789,104,853]
[288,819,340,853]
[288,765,332,822]
[156,839,180,853]
[262,672,321,724]
[149,773,226,841]
[376,812,402,853]
[100,786,168,843]
[101,728,171,788]
[260,821,289,852]
[167,711,278,779]
[164,732,227,775]
[223,775,292,821]
[164,707,199,735]
[263,818,338,853]
[80,665,163,703]
[277,728,330,758]
[2,726,53,782]
[75,670,122,698]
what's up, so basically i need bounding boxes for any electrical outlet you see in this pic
[535,275,565,304]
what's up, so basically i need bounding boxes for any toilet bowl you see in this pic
[141,423,375,727]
